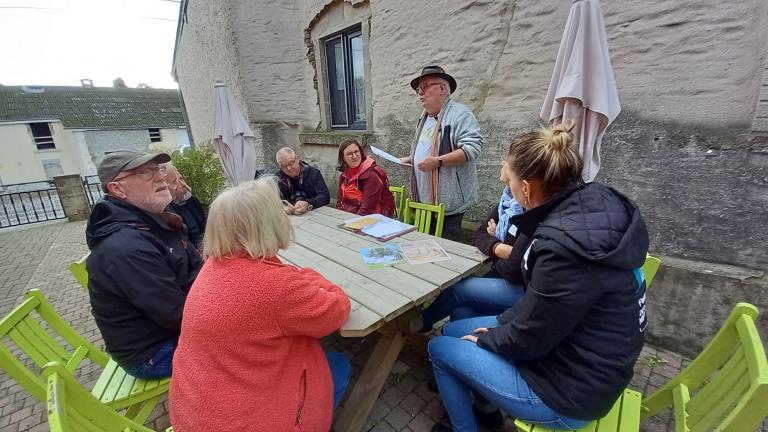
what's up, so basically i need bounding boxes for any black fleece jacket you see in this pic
[85,196,203,368]
[473,205,529,285]
[477,182,649,421]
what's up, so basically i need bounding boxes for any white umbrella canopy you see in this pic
[540,0,620,183]
[213,80,257,186]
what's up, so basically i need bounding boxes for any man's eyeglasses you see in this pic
[279,157,299,169]
[112,165,166,182]
[416,82,442,94]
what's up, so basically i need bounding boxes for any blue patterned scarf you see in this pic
[496,187,524,241]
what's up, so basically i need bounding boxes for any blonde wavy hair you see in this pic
[203,177,293,259]
[506,120,583,197]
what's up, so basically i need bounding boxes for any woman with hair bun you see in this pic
[428,121,649,432]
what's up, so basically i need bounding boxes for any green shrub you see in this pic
[171,142,228,207]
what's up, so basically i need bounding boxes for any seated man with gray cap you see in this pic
[85,150,203,379]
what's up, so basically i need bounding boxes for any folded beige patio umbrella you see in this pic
[541,0,620,182]
[213,80,257,186]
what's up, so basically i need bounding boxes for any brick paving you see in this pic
[0,221,766,431]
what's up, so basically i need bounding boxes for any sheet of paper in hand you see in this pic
[397,239,451,265]
[359,244,405,268]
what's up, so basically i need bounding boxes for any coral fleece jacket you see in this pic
[170,256,351,432]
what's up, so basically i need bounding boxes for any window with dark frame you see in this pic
[29,123,56,150]
[149,128,162,142]
[324,26,366,130]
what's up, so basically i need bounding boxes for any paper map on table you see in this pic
[397,239,451,265]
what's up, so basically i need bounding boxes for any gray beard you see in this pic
[175,189,193,204]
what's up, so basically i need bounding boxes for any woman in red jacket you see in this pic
[170,177,352,432]
[336,139,396,217]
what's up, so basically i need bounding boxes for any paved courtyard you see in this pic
[0,220,764,431]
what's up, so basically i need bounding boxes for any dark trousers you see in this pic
[435,212,464,242]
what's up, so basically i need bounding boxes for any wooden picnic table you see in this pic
[277,206,489,432]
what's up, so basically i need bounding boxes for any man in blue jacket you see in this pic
[86,150,203,379]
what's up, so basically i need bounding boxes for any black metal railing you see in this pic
[82,176,104,208]
[0,181,66,228]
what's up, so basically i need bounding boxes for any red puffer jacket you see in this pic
[336,158,395,217]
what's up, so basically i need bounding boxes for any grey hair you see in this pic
[275,147,296,163]
[436,77,451,97]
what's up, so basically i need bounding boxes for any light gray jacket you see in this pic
[409,98,482,215]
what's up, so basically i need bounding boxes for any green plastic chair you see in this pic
[402,199,445,237]
[515,388,642,432]
[388,185,407,221]
[68,253,89,290]
[641,302,768,431]
[515,301,768,432]
[641,254,661,288]
[0,289,169,424]
[44,361,174,432]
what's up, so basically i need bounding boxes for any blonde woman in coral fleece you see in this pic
[170,177,352,432]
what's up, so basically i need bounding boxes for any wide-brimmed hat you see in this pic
[97,150,171,185]
[410,66,457,93]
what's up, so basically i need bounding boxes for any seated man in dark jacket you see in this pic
[86,150,203,380]
[164,163,206,249]
[275,147,330,215]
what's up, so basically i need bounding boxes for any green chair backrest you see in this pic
[641,303,768,431]
[641,254,661,288]
[68,253,89,290]
[0,289,109,402]
[388,185,407,221]
[402,199,445,237]
[44,361,165,432]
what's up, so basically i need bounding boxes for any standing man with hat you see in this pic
[85,150,203,379]
[400,66,483,241]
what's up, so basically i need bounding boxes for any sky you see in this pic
[0,0,180,89]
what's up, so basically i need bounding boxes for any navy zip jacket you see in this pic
[275,162,331,209]
[85,196,203,368]
[477,182,649,421]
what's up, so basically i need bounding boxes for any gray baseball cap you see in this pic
[97,150,171,185]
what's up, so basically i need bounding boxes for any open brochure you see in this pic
[397,239,451,265]
[343,214,417,241]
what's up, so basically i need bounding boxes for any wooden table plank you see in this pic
[292,226,440,306]
[279,242,409,320]
[315,206,489,262]
[295,217,464,288]
[306,210,481,278]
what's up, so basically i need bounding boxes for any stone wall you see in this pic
[174,0,768,351]
[173,0,250,146]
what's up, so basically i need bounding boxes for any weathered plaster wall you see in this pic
[173,0,250,146]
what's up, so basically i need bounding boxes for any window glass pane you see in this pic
[350,34,366,124]
[325,37,348,126]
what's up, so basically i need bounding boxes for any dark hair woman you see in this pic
[336,139,395,217]
[427,121,649,432]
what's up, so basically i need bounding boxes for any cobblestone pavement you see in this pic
[0,221,765,431]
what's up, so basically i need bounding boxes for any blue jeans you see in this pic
[421,277,524,331]
[123,338,177,380]
[428,317,589,431]
[326,352,351,409]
